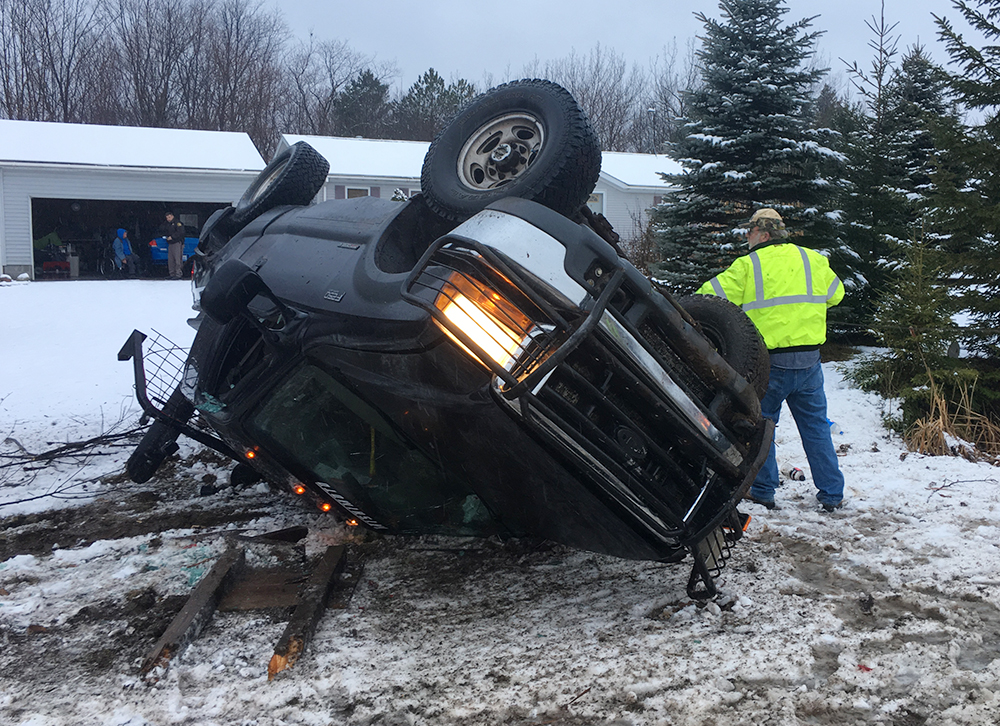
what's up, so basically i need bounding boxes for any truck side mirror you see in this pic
[200,258,272,325]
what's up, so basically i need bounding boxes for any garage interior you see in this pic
[31,198,229,279]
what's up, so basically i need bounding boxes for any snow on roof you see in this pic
[280,135,682,189]
[0,119,265,171]
[599,151,681,189]
[280,135,429,180]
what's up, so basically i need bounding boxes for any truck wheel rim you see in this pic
[456,113,544,190]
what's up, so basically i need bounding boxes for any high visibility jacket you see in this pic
[695,242,844,351]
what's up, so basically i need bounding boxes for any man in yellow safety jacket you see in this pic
[696,208,846,512]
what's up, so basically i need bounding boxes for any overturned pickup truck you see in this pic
[121,79,773,598]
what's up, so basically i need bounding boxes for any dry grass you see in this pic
[907,381,1000,465]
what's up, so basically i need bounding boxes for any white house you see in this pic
[276,135,680,244]
[0,119,265,279]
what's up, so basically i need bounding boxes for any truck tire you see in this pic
[126,387,194,483]
[231,141,330,230]
[420,79,601,222]
[678,294,769,401]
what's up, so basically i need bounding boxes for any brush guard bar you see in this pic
[118,329,236,459]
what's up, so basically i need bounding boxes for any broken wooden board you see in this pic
[268,545,346,680]
[220,529,310,611]
[140,545,246,682]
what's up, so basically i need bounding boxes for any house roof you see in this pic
[0,119,265,171]
[279,135,430,180]
[278,135,680,189]
[599,151,682,189]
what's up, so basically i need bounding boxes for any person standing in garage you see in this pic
[162,211,186,280]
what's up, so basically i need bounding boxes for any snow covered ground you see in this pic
[2,279,1000,726]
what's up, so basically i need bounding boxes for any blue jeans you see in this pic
[750,362,844,506]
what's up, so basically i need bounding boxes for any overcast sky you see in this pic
[274,0,976,94]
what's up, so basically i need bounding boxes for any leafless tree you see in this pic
[280,37,376,135]
[0,0,108,122]
[537,44,648,152]
[109,0,209,127]
[0,0,48,119]
[32,0,109,121]
[620,202,660,272]
[197,0,287,153]
[78,35,127,124]
[642,39,701,151]
[174,0,212,129]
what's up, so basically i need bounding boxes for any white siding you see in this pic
[1,164,259,273]
[594,180,658,246]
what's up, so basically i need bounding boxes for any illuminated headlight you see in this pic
[434,272,534,371]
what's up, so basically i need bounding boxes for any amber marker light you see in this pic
[346,518,359,527]
[293,484,306,495]
[245,449,256,460]
[320,502,333,512]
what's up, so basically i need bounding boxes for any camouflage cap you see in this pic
[748,208,786,238]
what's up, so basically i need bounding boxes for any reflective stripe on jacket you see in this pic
[695,243,844,350]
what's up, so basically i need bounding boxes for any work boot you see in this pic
[748,496,781,510]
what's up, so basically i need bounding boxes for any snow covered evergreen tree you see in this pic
[835,10,907,331]
[651,0,845,293]
[888,46,954,204]
[932,0,1000,360]
[850,238,972,433]
[836,39,955,333]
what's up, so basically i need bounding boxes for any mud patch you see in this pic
[0,586,187,682]
[0,453,288,562]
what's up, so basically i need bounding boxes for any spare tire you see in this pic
[231,141,330,229]
[420,79,601,222]
[678,294,769,402]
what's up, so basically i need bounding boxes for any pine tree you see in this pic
[872,240,955,361]
[888,46,953,201]
[852,238,969,432]
[846,42,963,409]
[335,69,391,138]
[835,39,955,336]
[651,0,845,293]
[932,0,1000,359]
[391,69,476,142]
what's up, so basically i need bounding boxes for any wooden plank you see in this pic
[218,567,307,611]
[140,545,246,682]
[267,545,346,680]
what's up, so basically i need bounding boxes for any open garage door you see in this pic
[31,198,228,279]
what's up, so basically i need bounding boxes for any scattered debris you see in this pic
[137,531,351,683]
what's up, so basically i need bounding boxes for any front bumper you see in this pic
[403,199,769,596]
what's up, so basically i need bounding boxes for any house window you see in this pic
[653,195,663,206]
[347,187,370,199]
[586,192,604,215]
